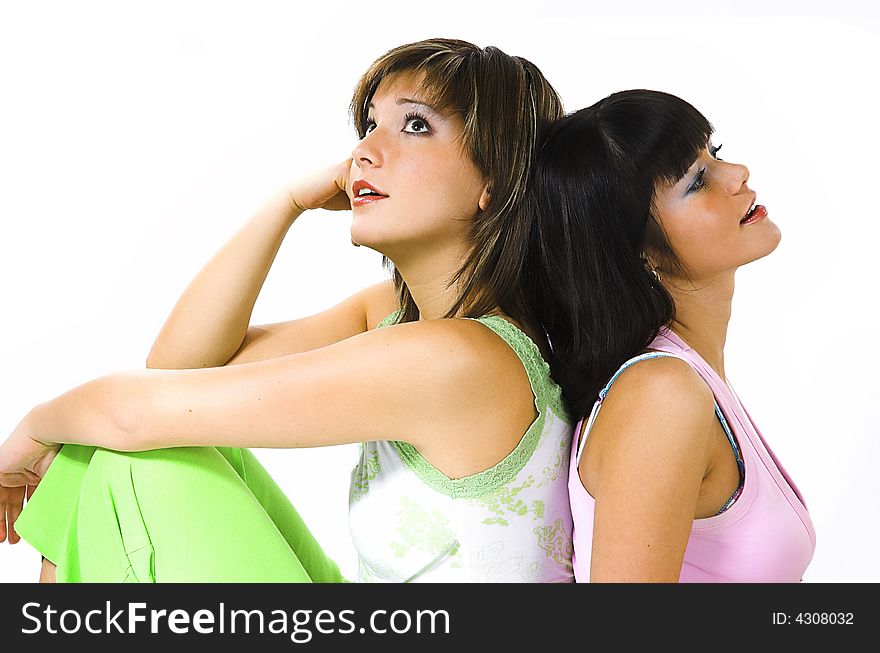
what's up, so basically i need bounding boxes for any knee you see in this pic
[87,447,229,483]
[92,446,218,465]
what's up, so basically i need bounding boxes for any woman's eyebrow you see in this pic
[395,97,440,114]
[365,98,440,115]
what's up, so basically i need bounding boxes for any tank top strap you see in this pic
[575,352,685,462]
[576,351,745,514]
[376,309,402,329]
[597,352,685,400]
[466,315,568,420]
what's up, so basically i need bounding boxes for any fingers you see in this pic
[335,158,353,189]
[323,191,354,211]
[21,470,41,484]
[0,472,39,487]
[323,159,353,210]
[323,159,354,212]
[7,498,23,544]
[286,159,354,213]
[32,448,58,478]
[0,485,24,544]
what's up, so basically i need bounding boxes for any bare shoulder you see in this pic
[375,316,526,381]
[583,354,718,502]
[604,355,714,419]
[366,317,534,427]
[366,316,535,474]
[587,355,717,463]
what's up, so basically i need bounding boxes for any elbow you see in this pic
[104,373,159,451]
[145,343,172,369]
[146,341,233,370]
[145,344,186,370]
[110,405,144,451]
[146,349,211,371]
[110,415,163,453]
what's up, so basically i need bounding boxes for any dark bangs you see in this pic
[596,90,714,188]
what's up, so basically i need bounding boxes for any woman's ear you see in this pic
[478,184,491,211]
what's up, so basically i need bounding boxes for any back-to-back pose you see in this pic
[0,39,575,583]
[529,90,816,582]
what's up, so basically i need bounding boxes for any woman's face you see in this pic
[347,73,489,260]
[652,144,781,283]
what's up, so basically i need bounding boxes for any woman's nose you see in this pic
[725,162,750,195]
[351,129,384,169]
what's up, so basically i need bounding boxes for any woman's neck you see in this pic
[393,243,470,321]
[393,244,549,357]
[664,271,735,381]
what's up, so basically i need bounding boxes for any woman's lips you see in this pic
[351,179,389,207]
[740,204,768,226]
[351,194,387,207]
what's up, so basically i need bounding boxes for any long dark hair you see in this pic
[527,89,713,420]
[350,38,564,325]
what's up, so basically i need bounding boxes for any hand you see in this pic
[1,484,35,544]
[287,159,353,213]
[0,413,60,492]
[0,413,58,546]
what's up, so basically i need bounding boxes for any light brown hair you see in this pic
[350,38,564,324]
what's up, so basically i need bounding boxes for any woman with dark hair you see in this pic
[529,90,815,582]
[0,39,574,583]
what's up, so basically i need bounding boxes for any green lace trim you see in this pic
[376,309,402,329]
[467,316,568,420]
[376,311,569,499]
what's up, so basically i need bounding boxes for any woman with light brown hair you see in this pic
[0,38,573,582]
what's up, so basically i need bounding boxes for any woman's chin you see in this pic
[349,229,389,257]
[349,224,375,249]
[742,221,782,267]
[763,219,783,255]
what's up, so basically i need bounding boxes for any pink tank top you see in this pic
[568,328,816,582]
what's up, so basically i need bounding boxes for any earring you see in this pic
[641,255,661,283]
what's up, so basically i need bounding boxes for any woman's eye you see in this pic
[403,114,431,134]
[688,168,707,193]
[709,143,723,160]
[364,120,377,136]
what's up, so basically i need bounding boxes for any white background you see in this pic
[1,0,877,583]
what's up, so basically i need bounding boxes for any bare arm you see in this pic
[581,357,716,582]
[224,279,398,366]
[15,319,536,478]
[146,160,358,370]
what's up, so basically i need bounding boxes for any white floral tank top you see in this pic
[348,312,575,582]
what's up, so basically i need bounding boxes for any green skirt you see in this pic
[15,444,345,583]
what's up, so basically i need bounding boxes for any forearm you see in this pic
[146,189,303,370]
